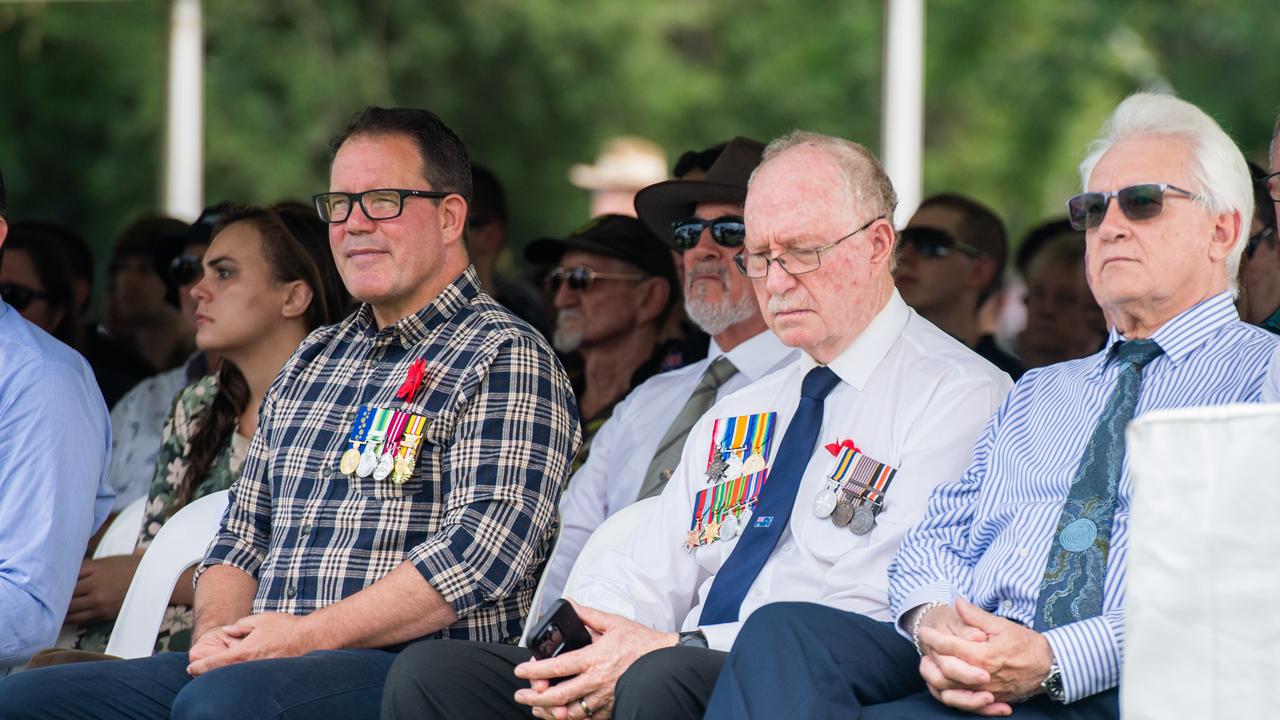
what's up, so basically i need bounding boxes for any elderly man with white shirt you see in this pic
[380,131,1011,720]
[534,137,796,618]
[703,93,1280,720]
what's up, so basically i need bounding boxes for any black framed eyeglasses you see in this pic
[169,254,204,286]
[0,282,49,311]
[1260,170,1280,202]
[546,266,647,292]
[901,229,984,260]
[671,216,746,251]
[1247,226,1276,259]
[312,189,452,224]
[1066,183,1200,231]
[733,215,885,278]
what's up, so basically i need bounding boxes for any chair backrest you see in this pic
[1122,403,1280,719]
[104,490,230,659]
[93,495,148,560]
[518,496,660,648]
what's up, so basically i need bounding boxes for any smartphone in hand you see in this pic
[529,598,593,664]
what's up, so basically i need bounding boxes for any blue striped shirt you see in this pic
[888,292,1280,703]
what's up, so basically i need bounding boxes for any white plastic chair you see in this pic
[1123,404,1280,719]
[93,495,148,559]
[104,490,230,659]
[518,496,660,647]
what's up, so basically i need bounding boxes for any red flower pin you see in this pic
[824,438,860,456]
[396,359,428,403]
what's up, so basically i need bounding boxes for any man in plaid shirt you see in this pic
[0,107,580,719]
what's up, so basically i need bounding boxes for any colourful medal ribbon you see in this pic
[392,413,429,482]
[381,410,412,457]
[366,408,393,453]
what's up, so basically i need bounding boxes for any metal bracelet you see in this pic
[911,601,949,655]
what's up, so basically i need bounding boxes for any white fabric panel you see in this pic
[1124,403,1280,718]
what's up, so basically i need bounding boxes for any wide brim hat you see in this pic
[633,136,765,250]
[568,136,669,191]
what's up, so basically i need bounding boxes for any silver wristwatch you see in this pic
[1040,664,1065,704]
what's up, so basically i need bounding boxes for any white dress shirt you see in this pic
[538,329,797,618]
[572,290,1013,650]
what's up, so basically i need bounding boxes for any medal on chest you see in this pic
[814,439,898,536]
[340,405,374,477]
[372,410,411,481]
[357,408,393,478]
[684,412,778,551]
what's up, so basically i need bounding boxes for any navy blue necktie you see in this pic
[700,365,841,624]
[1033,339,1164,630]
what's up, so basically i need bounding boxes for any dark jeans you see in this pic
[703,602,1119,720]
[380,639,727,720]
[0,649,398,719]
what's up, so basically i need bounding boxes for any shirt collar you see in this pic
[1093,291,1239,375]
[353,266,481,349]
[799,288,909,391]
[717,329,795,383]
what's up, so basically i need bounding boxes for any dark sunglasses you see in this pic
[901,229,983,259]
[0,282,49,312]
[1066,183,1200,231]
[547,266,647,292]
[169,254,204,286]
[671,216,746,251]
[1246,226,1275,259]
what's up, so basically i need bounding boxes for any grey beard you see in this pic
[553,308,585,353]
[686,292,758,336]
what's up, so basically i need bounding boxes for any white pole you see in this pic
[881,0,925,227]
[163,0,203,221]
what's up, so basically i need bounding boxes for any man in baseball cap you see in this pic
[894,193,1024,379]
[525,214,677,471]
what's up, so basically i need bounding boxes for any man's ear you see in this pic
[280,280,315,320]
[635,277,671,326]
[439,194,470,247]
[866,219,895,269]
[968,255,998,291]
[1206,209,1242,263]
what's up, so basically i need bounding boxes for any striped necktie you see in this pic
[699,365,841,624]
[1033,338,1164,630]
[637,356,738,500]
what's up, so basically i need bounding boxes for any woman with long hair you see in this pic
[54,204,349,656]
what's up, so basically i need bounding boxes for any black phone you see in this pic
[528,598,593,662]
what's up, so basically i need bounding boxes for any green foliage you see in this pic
[2,0,1277,278]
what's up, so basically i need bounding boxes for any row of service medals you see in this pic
[812,443,897,535]
[339,405,429,484]
[684,441,772,551]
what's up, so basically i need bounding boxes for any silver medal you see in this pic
[813,488,839,519]
[372,452,395,482]
[849,505,876,535]
[719,513,740,541]
[356,445,379,478]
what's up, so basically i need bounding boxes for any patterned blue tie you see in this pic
[1033,339,1164,631]
[700,365,841,624]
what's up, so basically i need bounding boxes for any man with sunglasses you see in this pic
[0,166,115,676]
[0,108,580,719]
[896,193,1024,380]
[524,214,678,473]
[382,131,1009,720]
[702,93,1280,720]
[527,137,796,620]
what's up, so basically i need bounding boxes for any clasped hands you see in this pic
[186,612,320,676]
[513,601,677,720]
[914,597,1054,717]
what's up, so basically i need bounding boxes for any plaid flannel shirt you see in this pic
[197,267,581,644]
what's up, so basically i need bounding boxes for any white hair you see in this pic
[1078,92,1253,295]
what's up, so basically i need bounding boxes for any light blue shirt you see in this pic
[0,300,113,670]
[889,292,1280,703]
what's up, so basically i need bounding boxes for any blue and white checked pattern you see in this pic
[889,292,1280,703]
[197,268,581,644]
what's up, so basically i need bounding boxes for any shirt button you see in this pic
[1002,600,1013,610]
[750,588,766,599]
[1019,547,1029,558]
[301,524,313,536]
[287,585,297,599]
